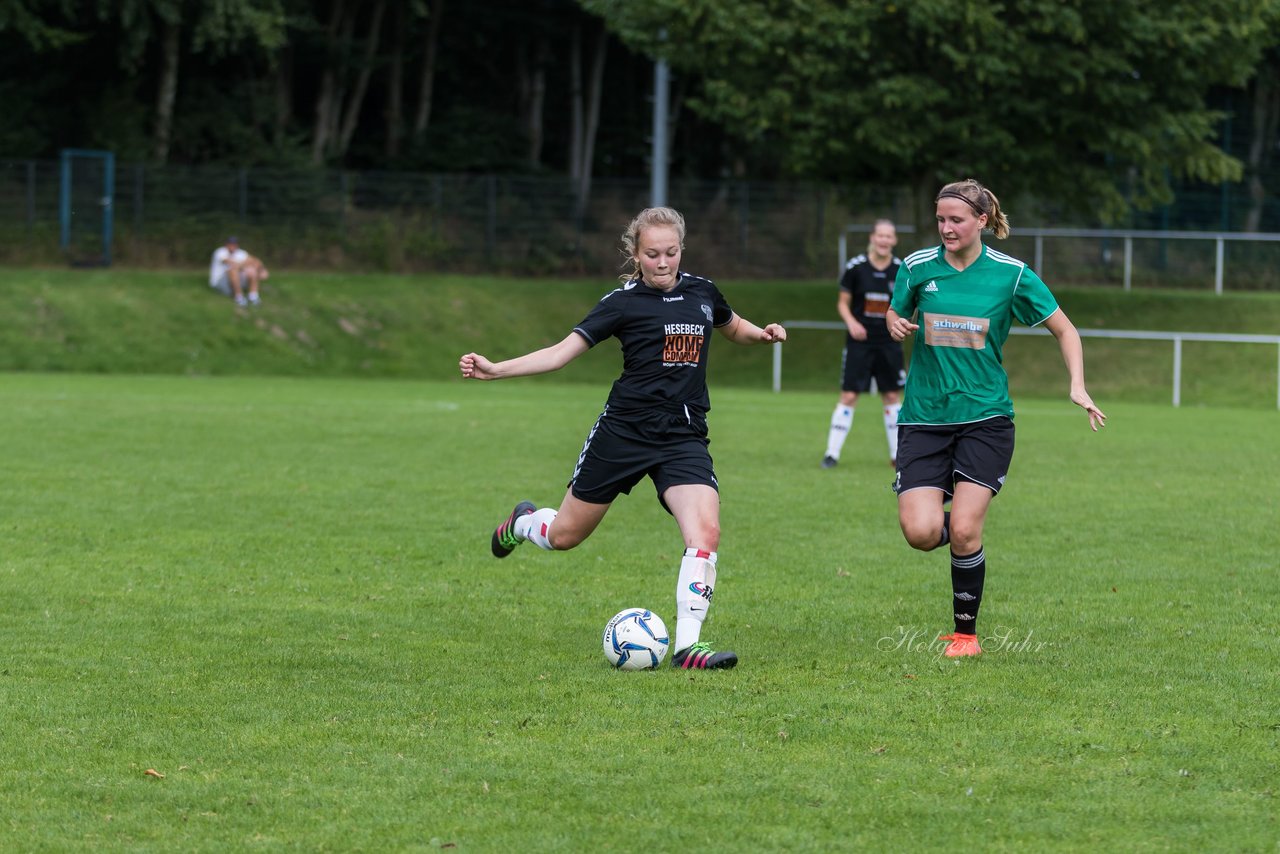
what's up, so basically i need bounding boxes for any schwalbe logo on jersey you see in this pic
[922,312,989,350]
[689,581,713,601]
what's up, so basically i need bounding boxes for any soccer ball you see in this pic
[602,608,670,670]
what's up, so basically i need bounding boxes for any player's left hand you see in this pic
[760,323,786,343]
[1071,389,1107,431]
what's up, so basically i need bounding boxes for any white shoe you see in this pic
[248,293,261,305]
[234,295,248,306]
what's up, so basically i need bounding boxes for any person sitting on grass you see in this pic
[209,236,269,306]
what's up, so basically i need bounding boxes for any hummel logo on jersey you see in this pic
[923,281,939,293]
[663,295,684,302]
[954,592,977,602]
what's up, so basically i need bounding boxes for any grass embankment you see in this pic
[1,268,1278,407]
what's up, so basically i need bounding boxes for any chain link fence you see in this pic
[1,159,879,278]
[3,158,1279,287]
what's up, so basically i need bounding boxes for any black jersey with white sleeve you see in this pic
[573,272,733,415]
[839,254,901,343]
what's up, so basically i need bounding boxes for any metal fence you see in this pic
[7,155,1280,287]
[840,223,1280,292]
[770,321,1280,408]
[1,159,889,278]
[1015,228,1280,294]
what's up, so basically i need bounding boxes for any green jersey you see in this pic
[890,243,1059,425]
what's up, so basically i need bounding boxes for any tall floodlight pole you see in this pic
[650,39,670,207]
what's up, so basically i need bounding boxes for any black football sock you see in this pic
[950,547,985,635]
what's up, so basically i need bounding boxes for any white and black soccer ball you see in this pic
[602,608,669,670]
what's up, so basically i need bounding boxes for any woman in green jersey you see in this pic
[884,178,1106,658]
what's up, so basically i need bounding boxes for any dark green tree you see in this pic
[91,0,288,163]
[586,0,1280,226]
[0,0,81,49]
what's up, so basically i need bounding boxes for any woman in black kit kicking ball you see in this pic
[459,207,786,670]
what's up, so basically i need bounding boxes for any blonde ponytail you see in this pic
[936,179,1010,239]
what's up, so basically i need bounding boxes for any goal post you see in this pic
[59,148,115,266]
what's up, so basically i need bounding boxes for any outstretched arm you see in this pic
[460,332,590,381]
[1042,308,1107,431]
[716,313,787,345]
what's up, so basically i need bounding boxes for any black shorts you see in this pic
[569,406,718,512]
[842,338,906,393]
[892,417,1015,498]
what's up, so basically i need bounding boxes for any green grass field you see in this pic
[1,372,1276,850]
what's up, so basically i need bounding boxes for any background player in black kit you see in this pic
[820,219,906,469]
[459,207,786,670]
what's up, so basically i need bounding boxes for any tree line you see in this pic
[3,0,1279,227]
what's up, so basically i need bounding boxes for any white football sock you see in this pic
[884,403,901,461]
[514,507,557,550]
[675,547,717,651]
[825,405,854,459]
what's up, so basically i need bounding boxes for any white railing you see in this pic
[769,321,1280,409]
[839,225,1280,294]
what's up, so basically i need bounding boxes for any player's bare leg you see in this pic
[897,487,948,551]
[542,490,610,550]
[491,488,609,557]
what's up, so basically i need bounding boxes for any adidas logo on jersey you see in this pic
[923,281,939,293]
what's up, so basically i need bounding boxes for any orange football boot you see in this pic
[940,632,982,658]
